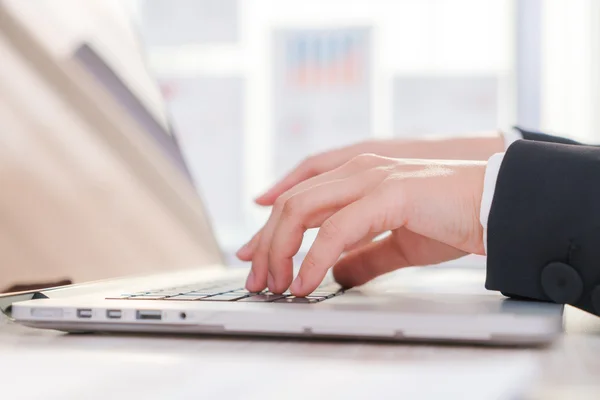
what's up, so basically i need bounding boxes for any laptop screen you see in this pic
[0,1,225,294]
[72,43,195,184]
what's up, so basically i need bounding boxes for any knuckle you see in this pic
[273,195,288,212]
[379,174,404,192]
[350,153,379,167]
[369,165,393,180]
[304,154,324,174]
[380,175,398,188]
[320,218,342,241]
[302,252,319,271]
[281,195,302,219]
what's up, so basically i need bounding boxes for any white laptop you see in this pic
[0,4,563,345]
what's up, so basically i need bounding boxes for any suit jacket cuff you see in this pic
[485,140,600,316]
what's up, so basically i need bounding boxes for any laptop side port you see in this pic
[106,309,122,319]
[77,309,93,318]
[136,310,162,320]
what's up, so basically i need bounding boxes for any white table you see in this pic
[2,307,600,400]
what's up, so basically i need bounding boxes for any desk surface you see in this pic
[1,309,600,400]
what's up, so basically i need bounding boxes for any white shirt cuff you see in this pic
[478,129,523,253]
[480,153,506,254]
[502,127,522,149]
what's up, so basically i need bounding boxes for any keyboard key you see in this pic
[213,287,244,293]
[105,278,344,303]
[308,291,338,297]
[127,295,167,300]
[229,289,262,294]
[167,295,209,301]
[238,294,287,302]
[200,293,249,301]
[148,291,188,296]
[180,292,217,296]
[274,297,320,304]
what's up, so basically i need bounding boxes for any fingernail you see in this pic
[290,276,302,293]
[267,272,275,290]
[245,270,255,288]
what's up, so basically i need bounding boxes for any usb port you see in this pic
[136,310,162,320]
[77,309,92,318]
[106,310,122,319]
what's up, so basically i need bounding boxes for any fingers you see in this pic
[246,167,358,292]
[290,190,398,296]
[332,236,408,288]
[246,158,384,292]
[236,229,262,261]
[266,176,376,293]
[254,146,368,206]
[254,160,316,206]
[244,154,386,262]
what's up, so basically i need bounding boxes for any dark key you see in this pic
[200,293,249,301]
[238,294,287,302]
[274,297,320,304]
[167,295,209,300]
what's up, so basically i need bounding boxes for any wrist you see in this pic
[468,162,487,255]
[449,131,505,161]
[403,131,505,161]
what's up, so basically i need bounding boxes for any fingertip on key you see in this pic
[290,275,303,295]
[245,269,255,289]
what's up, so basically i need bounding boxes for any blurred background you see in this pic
[1,0,600,287]
[127,0,600,254]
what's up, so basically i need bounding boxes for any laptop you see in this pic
[0,3,563,345]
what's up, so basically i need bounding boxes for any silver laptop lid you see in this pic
[0,2,224,293]
[72,43,195,184]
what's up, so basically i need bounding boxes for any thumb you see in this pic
[332,236,407,288]
[333,229,467,288]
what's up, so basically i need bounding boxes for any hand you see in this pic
[240,154,487,296]
[253,132,503,206]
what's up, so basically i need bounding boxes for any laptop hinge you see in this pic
[0,291,49,320]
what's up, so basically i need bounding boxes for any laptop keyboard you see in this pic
[107,279,344,304]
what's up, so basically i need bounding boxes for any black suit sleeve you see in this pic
[514,126,583,146]
[486,139,600,316]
